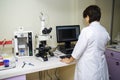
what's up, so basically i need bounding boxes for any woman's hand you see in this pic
[60,57,75,64]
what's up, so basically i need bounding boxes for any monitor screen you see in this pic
[56,25,80,43]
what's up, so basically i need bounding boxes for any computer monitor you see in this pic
[56,25,80,49]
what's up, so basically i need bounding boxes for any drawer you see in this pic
[105,49,120,60]
[107,58,120,80]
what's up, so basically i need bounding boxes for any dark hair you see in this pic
[83,5,101,23]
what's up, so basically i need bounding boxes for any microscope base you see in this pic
[35,53,48,61]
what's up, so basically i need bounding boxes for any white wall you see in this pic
[77,0,96,28]
[112,0,120,40]
[0,0,77,47]
[96,0,113,33]
[1,0,112,46]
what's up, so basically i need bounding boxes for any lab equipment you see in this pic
[59,54,71,59]
[22,61,26,68]
[28,63,34,66]
[22,61,34,68]
[0,40,16,70]
[39,12,52,35]
[56,25,80,54]
[35,12,54,61]
[0,56,4,67]
[0,39,12,54]
[3,59,9,67]
[13,31,33,57]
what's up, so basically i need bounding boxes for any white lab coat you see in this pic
[72,21,110,80]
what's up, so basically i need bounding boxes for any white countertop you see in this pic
[0,56,75,79]
[106,45,120,52]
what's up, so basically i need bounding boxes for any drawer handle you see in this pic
[116,62,119,66]
[110,53,114,56]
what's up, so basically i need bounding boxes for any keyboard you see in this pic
[60,54,71,59]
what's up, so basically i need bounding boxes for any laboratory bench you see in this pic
[105,45,120,80]
[0,54,75,80]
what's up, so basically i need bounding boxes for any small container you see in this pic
[3,59,10,67]
[0,56,4,67]
[20,49,25,56]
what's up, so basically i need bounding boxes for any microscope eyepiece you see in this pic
[42,27,52,34]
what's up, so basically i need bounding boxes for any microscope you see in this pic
[35,12,54,61]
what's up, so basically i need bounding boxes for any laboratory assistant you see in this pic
[72,21,110,80]
[61,5,110,80]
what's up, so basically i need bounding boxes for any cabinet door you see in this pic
[105,49,120,60]
[107,58,120,80]
[105,49,120,80]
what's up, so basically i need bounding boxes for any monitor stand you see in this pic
[64,42,71,48]
[58,42,75,54]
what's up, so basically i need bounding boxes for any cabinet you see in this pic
[105,48,120,80]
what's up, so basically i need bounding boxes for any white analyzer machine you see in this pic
[13,31,34,57]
